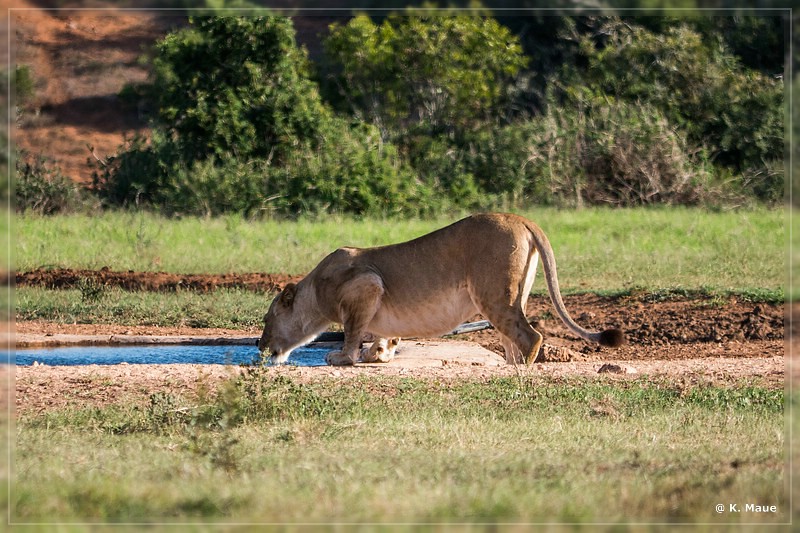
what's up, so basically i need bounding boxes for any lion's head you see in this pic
[257,283,327,364]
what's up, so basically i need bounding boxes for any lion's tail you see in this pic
[524,220,625,348]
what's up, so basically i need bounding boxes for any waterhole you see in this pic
[10,344,330,367]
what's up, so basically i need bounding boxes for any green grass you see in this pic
[13,374,787,524]
[14,207,790,294]
[14,210,450,275]
[16,286,269,329]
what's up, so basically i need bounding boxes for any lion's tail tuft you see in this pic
[599,328,626,348]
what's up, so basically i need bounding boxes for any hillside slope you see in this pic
[13,4,176,184]
[11,5,337,186]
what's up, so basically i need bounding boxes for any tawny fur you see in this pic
[258,213,625,366]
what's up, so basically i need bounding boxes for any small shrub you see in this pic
[406,134,492,209]
[90,132,171,210]
[15,150,87,214]
[279,119,440,217]
[461,125,548,204]
[579,19,783,173]
[520,94,718,207]
[76,277,105,303]
[14,65,35,106]
[739,159,785,204]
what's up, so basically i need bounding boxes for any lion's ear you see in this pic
[279,283,297,308]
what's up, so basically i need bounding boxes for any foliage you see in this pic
[524,92,719,207]
[96,16,437,217]
[149,16,327,164]
[15,150,88,214]
[630,15,785,76]
[91,131,173,210]
[404,94,721,208]
[323,10,528,138]
[269,118,439,217]
[14,64,35,106]
[93,124,435,218]
[93,13,785,215]
[576,19,784,177]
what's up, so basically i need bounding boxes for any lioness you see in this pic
[258,213,624,366]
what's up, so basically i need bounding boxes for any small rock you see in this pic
[597,363,638,375]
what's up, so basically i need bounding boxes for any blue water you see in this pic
[7,344,330,367]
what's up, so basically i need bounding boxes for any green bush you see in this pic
[478,94,720,207]
[95,120,438,218]
[91,131,176,210]
[14,65,35,106]
[96,16,448,218]
[404,135,485,209]
[396,97,721,209]
[273,119,440,217]
[149,16,329,164]
[16,150,88,214]
[323,10,528,138]
[529,92,713,206]
[94,14,785,216]
[402,95,721,209]
[578,19,783,174]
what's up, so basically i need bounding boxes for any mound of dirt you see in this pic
[15,267,303,293]
[554,297,786,346]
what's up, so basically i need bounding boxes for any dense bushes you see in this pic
[576,20,783,176]
[398,95,719,209]
[93,16,434,217]
[89,12,784,218]
[93,125,437,218]
[323,11,527,138]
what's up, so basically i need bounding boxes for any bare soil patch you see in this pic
[12,4,178,184]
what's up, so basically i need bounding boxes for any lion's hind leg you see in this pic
[471,248,543,365]
[359,337,400,363]
[493,312,543,365]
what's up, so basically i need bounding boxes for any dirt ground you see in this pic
[11,269,792,418]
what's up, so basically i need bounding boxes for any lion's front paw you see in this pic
[325,350,357,366]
